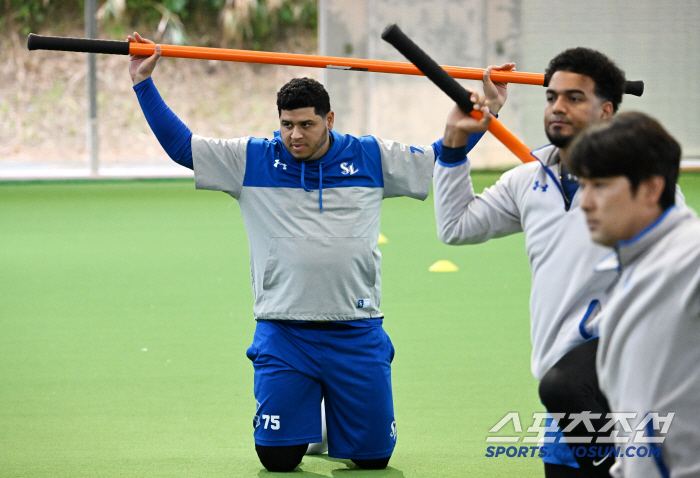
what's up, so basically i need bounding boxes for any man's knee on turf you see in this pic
[352,456,391,469]
[255,443,308,472]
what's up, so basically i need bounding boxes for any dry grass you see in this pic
[1,29,319,165]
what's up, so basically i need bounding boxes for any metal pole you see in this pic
[85,0,99,176]
[318,0,327,85]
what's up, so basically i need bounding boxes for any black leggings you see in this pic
[539,338,613,478]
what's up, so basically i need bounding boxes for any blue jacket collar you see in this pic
[594,206,691,273]
[613,206,682,269]
[274,129,342,167]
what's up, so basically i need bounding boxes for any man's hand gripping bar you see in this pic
[381,23,536,164]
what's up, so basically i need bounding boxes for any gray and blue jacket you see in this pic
[433,143,686,379]
[596,206,700,478]
[192,130,435,321]
[134,78,458,322]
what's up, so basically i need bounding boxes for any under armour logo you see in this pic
[274,159,287,170]
[390,421,397,440]
[533,181,548,192]
[341,162,359,175]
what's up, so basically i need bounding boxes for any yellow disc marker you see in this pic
[378,233,389,244]
[429,260,459,272]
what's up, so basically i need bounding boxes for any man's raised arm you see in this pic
[129,32,193,169]
[433,65,524,244]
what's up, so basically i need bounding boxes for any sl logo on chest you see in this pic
[341,162,359,175]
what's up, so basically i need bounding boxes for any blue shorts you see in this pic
[246,319,396,460]
[541,414,580,468]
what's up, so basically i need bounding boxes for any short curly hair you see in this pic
[545,48,626,112]
[276,77,331,117]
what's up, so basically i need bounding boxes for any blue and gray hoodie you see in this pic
[134,77,452,322]
[191,130,436,321]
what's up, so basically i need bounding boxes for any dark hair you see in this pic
[545,48,626,112]
[567,111,681,210]
[276,77,331,117]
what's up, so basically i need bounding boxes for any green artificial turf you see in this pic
[2,172,699,477]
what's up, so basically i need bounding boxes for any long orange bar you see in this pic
[128,43,545,86]
[27,33,643,95]
[129,42,537,163]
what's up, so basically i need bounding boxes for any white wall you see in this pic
[319,0,700,166]
[520,0,700,158]
[320,0,524,168]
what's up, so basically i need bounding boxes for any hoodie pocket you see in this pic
[261,237,376,316]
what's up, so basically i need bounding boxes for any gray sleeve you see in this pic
[191,135,250,199]
[433,159,523,245]
[376,137,435,200]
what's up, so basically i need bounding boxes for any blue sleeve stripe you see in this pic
[438,143,468,165]
[432,138,443,158]
[432,131,485,161]
[466,131,485,154]
[437,157,468,168]
[578,299,600,340]
[133,77,193,170]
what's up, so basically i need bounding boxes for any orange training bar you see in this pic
[129,42,545,85]
[27,33,544,86]
[27,34,644,95]
[470,109,535,163]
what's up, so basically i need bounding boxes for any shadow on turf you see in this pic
[257,454,405,476]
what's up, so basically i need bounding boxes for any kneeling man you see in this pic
[567,111,700,478]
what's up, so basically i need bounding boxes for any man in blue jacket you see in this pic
[127,32,500,472]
